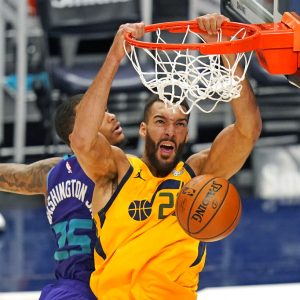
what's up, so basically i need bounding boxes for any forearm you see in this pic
[231,72,262,141]
[0,164,44,195]
[71,23,145,154]
[72,52,122,151]
[0,158,59,195]
[200,66,261,179]
[193,13,262,179]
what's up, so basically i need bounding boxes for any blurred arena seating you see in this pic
[35,0,153,154]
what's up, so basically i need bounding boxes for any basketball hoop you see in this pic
[124,20,257,113]
[124,13,300,113]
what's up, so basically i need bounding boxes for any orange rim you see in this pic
[124,20,261,54]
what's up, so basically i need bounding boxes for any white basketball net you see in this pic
[125,26,253,114]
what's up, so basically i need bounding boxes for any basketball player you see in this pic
[70,14,262,299]
[0,95,125,300]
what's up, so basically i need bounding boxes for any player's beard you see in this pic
[145,134,186,177]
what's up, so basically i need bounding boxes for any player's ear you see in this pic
[68,133,73,145]
[184,127,189,143]
[139,122,146,137]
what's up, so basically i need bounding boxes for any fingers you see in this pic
[110,22,145,60]
[119,22,145,40]
[196,13,230,35]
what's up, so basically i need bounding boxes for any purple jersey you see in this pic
[46,155,96,284]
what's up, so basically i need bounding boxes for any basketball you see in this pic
[175,175,242,242]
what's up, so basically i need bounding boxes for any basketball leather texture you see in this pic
[175,175,242,242]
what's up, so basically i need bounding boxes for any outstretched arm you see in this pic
[187,14,262,179]
[70,23,145,182]
[0,157,61,195]
[199,66,261,179]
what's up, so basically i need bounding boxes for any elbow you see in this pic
[247,118,262,145]
[246,107,263,142]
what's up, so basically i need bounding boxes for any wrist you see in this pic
[107,44,125,64]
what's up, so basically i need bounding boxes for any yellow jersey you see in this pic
[91,156,206,300]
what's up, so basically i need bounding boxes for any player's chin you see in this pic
[112,132,125,145]
[156,157,177,175]
[158,152,176,165]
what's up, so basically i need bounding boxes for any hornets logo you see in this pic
[128,200,152,221]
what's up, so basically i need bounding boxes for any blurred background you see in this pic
[0,0,300,295]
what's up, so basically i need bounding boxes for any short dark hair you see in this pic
[54,94,83,146]
[143,94,190,123]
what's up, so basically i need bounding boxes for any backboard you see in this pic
[221,0,300,88]
[220,0,300,24]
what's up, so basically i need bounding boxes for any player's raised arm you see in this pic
[201,66,261,179]
[70,23,145,181]
[187,14,262,179]
[0,157,60,195]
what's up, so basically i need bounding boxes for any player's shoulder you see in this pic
[47,155,72,175]
[62,153,75,161]
[126,154,144,166]
[111,145,125,156]
[111,146,130,165]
